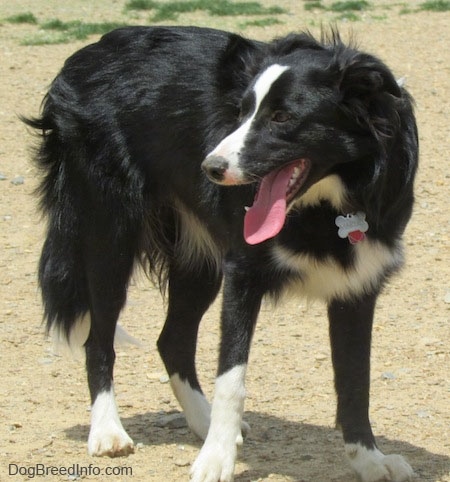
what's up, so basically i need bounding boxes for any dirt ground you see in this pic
[0,1,449,481]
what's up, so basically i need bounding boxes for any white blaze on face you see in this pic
[206,64,290,180]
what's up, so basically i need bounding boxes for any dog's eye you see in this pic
[271,111,291,123]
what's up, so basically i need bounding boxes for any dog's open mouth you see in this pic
[244,159,310,245]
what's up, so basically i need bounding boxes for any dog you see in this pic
[25,26,418,482]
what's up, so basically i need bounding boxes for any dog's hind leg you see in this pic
[83,216,138,457]
[328,294,414,482]
[157,263,222,440]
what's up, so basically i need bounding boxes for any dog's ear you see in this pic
[219,34,264,84]
[337,52,402,100]
[270,32,324,55]
[215,34,265,123]
[327,50,403,142]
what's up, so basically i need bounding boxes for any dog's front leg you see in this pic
[328,293,414,482]
[191,258,263,482]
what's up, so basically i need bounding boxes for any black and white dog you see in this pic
[26,26,417,482]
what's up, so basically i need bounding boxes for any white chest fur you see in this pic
[271,239,404,302]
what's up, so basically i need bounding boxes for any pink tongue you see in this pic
[244,164,297,245]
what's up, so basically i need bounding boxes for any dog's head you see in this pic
[202,32,407,244]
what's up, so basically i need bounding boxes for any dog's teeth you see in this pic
[244,206,250,212]
[288,167,301,188]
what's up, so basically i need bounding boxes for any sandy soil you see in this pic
[0,1,449,481]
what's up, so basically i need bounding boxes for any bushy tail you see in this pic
[24,105,90,340]
[38,231,89,339]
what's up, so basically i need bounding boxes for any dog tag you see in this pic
[335,212,368,244]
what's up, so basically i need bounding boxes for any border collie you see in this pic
[25,26,418,482]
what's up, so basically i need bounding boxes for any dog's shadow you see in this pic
[66,411,449,481]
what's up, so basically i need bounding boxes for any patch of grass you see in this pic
[419,0,450,11]
[336,11,361,20]
[124,0,159,10]
[22,33,71,46]
[303,0,370,13]
[41,20,127,37]
[372,14,388,20]
[22,20,129,45]
[40,19,73,31]
[239,16,282,28]
[210,0,285,16]
[329,0,370,11]
[5,12,38,24]
[125,0,285,21]
[304,1,325,10]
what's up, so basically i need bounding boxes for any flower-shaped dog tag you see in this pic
[335,212,369,244]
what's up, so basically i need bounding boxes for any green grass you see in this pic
[5,1,288,45]
[125,0,159,10]
[419,0,450,11]
[125,0,286,21]
[22,20,129,45]
[304,1,325,10]
[336,11,360,20]
[329,1,370,12]
[400,0,449,13]
[239,16,282,27]
[5,12,38,24]
[22,33,72,46]
[303,0,370,13]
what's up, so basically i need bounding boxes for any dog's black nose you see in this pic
[202,155,229,182]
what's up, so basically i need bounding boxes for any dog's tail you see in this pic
[23,97,92,345]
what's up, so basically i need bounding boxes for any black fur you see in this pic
[25,26,418,479]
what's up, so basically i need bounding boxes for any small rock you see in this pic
[147,372,165,380]
[38,358,53,365]
[0,173,6,180]
[159,374,170,384]
[382,372,396,380]
[155,412,187,429]
[444,291,450,304]
[299,454,314,461]
[314,353,327,361]
[417,410,431,419]
[174,458,190,467]
[10,176,24,185]
[421,337,440,347]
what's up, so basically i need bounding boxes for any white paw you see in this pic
[187,408,250,444]
[88,389,134,457]
[88,423,134,457]
[190,440,237,482]
[170,374,251,441]
[188,411,250,443]
[190,365,248,481]
[346,444,414,482]
[170,375,211,440]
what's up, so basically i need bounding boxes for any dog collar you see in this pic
[335,212,369,244]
